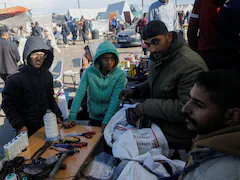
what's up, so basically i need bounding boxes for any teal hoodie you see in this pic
[69,41,126,124]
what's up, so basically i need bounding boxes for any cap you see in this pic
[141,20,168,40]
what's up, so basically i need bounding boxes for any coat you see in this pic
[2,36,62,135]
[69,41,126,125]
[179,124,240,180]
[0,38,20,75]
[136,32,208,145]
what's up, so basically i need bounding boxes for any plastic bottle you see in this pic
[43,109,60,141]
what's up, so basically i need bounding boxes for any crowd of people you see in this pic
[0,0,240,179]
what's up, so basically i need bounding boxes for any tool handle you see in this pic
[49,153,68,178]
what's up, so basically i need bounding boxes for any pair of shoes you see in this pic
[65,44,69,47]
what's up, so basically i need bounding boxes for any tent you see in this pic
[130,4,149,16]
[100,1,134,21]
[68,8,106,20]
[0,6,31,28]
[91,19,109,35]
[176,4,193,14]
[0,6,28,20]
[32,14,53,29]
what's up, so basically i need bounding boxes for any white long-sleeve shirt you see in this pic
[148,1,178,32]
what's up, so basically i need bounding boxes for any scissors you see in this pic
[65,131,96,138]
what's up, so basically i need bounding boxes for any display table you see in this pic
[19,125,103,179]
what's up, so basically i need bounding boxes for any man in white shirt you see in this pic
[148,0,178,32]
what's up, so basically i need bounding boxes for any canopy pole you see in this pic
[78,0,80,9]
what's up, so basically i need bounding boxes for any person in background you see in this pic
[187,0,240,71]
[71,19,78,45]
[0,25,20,82]
[119,21,208,147]
[111,16,117,33]
[82,19,90,44]
[179,70,240,180]
[61,22,70,47]
[31,22,41,37]
[35,22,42,38]
[80,43,100,78]
[1,36,69,136]
[116,19,121,35]
[68,41,125,131]
[148,0,178,32]
[43,28,53,52]
[136,13,148,55]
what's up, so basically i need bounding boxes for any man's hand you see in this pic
[134,103,144,117]
[101,124,107,132]
[63,120,76,128]
[18,126,28,134]
[119,89,135,100]
[57,117,63,124]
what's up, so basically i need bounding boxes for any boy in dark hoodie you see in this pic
[2,36,67,136]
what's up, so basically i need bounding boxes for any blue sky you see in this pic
[0,0,195,14]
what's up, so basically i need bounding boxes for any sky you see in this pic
[0,0,195,14]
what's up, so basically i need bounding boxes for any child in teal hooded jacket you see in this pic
[68,41,126,129]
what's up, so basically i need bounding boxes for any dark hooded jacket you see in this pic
[2,36,62,135]
[135,32,208,146]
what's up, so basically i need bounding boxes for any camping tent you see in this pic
[100,1,134,21]
[176,4,193,14]
[68,8,106,20]
[32,14,53,29]
[0,6,31,28]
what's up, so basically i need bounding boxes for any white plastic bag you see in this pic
[104,104,169,157]
[117,161,158,180]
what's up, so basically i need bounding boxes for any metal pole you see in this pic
[142,0,144,16]
[175,0,177,5]
[4,2,6,8]
[78,0,80,9]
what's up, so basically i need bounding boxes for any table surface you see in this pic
[19,125,103,179]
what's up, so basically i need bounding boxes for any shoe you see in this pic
[65,44,69,47]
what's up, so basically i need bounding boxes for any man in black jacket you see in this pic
[2,36,75,136]
[0,25,20,82]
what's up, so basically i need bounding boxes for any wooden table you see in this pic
[19,125,103,179]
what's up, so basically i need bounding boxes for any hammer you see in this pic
[49,149,78,178]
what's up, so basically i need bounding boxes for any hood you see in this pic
[92,41,119,69]
[193,124,240,157]
[88,42,100,61]
[150,32,185,63]
[23,36,54,69]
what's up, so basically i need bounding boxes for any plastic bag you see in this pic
[84,152,117,180]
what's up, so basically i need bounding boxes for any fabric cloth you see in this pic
[0,38,20,75]
[135,32,208,145]
[148,1,178,31]
[136,17,147,34]
[2,36,62,135]
[179,124,240,180]
[69,41,125,125]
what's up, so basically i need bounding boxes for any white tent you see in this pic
[176,4,193,14]
[91,19,109,35]
[68,8,106,20]
[32,14,52,28]
[101,1,134,21]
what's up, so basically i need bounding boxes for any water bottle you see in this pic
[43,109,60,141]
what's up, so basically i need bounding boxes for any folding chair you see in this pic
[49,60,63,88]
[63,58,82,91]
